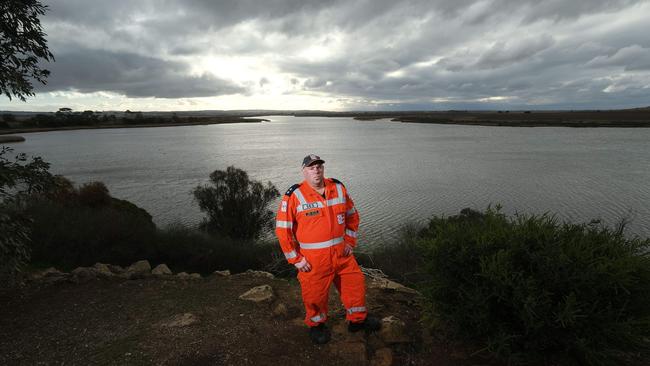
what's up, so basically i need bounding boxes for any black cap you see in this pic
[302,154,325,168]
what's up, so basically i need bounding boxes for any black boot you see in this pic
[309,323,331,344]
[348,315,382,333]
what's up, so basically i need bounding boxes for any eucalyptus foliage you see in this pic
[193,166,280,240]
[1,0,54,101]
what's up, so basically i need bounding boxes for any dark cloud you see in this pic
[587,45,650,71]
[36,49,245,98]
[28,0,650,109]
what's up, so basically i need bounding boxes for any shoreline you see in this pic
[0,118,268,135]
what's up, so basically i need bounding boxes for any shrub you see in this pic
[193,166,280,240]
[26,181,157,269]
[418,206,650,365]
[358,222,429,286]
[154,223,278,275]
[0,147,57,284]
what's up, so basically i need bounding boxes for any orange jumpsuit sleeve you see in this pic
[343,189,360,247]
[275,193,302,264]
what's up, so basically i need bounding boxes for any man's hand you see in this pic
[294,256,311,272]
[343,244,353,257]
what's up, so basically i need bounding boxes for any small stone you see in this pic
[290,317,305,327]
[189,273,202,279]
[213,270,231,276]
[379,316,411,344]
[108,264,125,274]
[245,269,275,279]
[370,348,393,366]
[239,285,275,303]
[93,263,113,277]
[177,272,190,279]
[367,277,418,294]
[31,267,62,280]
[125,260,151,279]
[71,267,97,283]
[159,313,199,328]
[272,302,289,318]
[151,264,172,276]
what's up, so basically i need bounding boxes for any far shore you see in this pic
[0,117,268,135]
[2,108,649,134]
[290,108,650,128]
[0,135,25,143]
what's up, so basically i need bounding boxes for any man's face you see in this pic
[302,163,324,187]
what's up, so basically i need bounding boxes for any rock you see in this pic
[370,348,393,366]
[176,272,190,279]
[93,263,113,277]
[272,302,289,318]
[124,260,151,279]
[31,267,68,283]
[71,267,97,283]
[239,285,275,303]
[108,264,125,274]
[213,270,231,277]
[329,341,367,364]
[31,267,62,280]
[367,278,418,294]
[379,316,411,344]
[245,269,275,279]
[189,273,202,280]
[151,264,172,276]
[159,313,199,328]
[290,317,305,327]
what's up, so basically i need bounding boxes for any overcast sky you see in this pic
[3,0,650,111]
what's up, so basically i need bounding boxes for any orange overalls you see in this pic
[275,178,366,327]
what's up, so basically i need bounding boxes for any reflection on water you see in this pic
[12,116,650,246]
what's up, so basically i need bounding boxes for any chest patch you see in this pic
[337,213,344,225]
[306,210,321,217]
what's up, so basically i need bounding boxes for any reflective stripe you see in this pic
[284,250,297,260]
[311,313,326,323]
[326,184,346,206]
[345,229,357,238]
[276,220,293,229]
[346,207,356,216]
[294,187,308,206]
[347,306,367,314]
[294,184,346,212]
[299,236,344,250]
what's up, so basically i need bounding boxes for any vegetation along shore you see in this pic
[0,109,268,135]
[2,106,650,135]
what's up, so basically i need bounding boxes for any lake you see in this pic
[9,116,650,247]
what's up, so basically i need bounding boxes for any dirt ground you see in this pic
[0,273,492,366]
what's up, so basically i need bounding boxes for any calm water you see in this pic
[9,116,650,246]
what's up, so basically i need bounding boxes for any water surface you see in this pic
[12,116,650,246]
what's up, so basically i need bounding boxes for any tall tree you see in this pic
[1,0,54,101]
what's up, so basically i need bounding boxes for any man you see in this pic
[275,154,380,344]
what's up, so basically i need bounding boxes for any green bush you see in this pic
[358,222,430,287]
[26,180,157,269]
[193,166,280,240]
[418,207,650,365]
[1,147,57,284]
[154,223,279,275]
